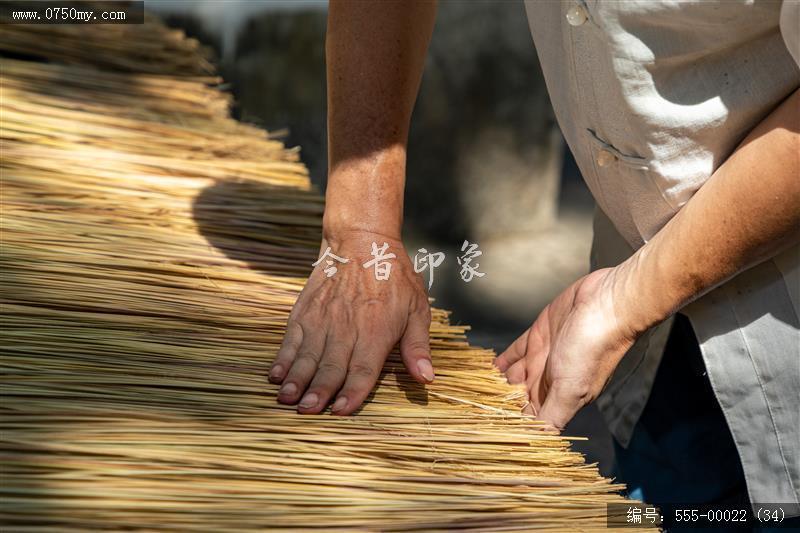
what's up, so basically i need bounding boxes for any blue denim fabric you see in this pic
[612,314,748,506]
[614,315,748,498]
[611,314,800,531]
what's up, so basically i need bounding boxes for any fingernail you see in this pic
[299,392,318,409]
[331,396,347,413]
[269,364,284,380]
[279,382,297,397]
[417,359,435,382]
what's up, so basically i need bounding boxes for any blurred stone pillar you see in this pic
[405,0,562,244]
[150,0,562,244]
[456,126,562,241]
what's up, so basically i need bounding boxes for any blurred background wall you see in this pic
[149,0,611,474]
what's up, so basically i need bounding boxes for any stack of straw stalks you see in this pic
[0,15,647,531]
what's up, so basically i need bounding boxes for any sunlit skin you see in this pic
[270,0,800,427]
[498,88,799,429]
[268,0,437,416]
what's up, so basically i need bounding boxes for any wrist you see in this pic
[324,148,406,243]
[607,249,677,338]
[322,215,402,244]
[319,226,404,263]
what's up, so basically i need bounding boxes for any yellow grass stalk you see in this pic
[0,15,649,531]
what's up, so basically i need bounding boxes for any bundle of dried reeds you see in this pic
[0,16,647,531]
[0,3,214,77]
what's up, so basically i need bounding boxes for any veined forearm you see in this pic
[272,2,438,416]
[324,0,436,240]
[616,88,800,334]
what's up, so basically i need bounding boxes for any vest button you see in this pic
[596,149,616,167]
[566,4,588,26]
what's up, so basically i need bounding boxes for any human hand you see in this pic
[494,267,644,430]
[269,230,433,415]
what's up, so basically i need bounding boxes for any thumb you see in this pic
[400,308,435,384]
[537,380,587,431]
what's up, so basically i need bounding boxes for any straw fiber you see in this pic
[0,14,648,531]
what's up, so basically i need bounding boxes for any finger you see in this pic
[522,400,537,416]
[537,380,587,431]
[297,331,353,414]
[269,320,303,383]
[400,307,434,384]
[331,336,392,416]
[527,373,546,416]
[505,358,527,385]
[525,347,551,415]
[277,326,326,405]
[494,328,530,372]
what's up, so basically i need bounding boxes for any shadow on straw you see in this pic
[388,355,430,407]
[395,375,430,406]
[192,179,323,278]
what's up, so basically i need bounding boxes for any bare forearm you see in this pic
[617,88,800,334]
[324,0,436,240]
[272,1,438,417]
